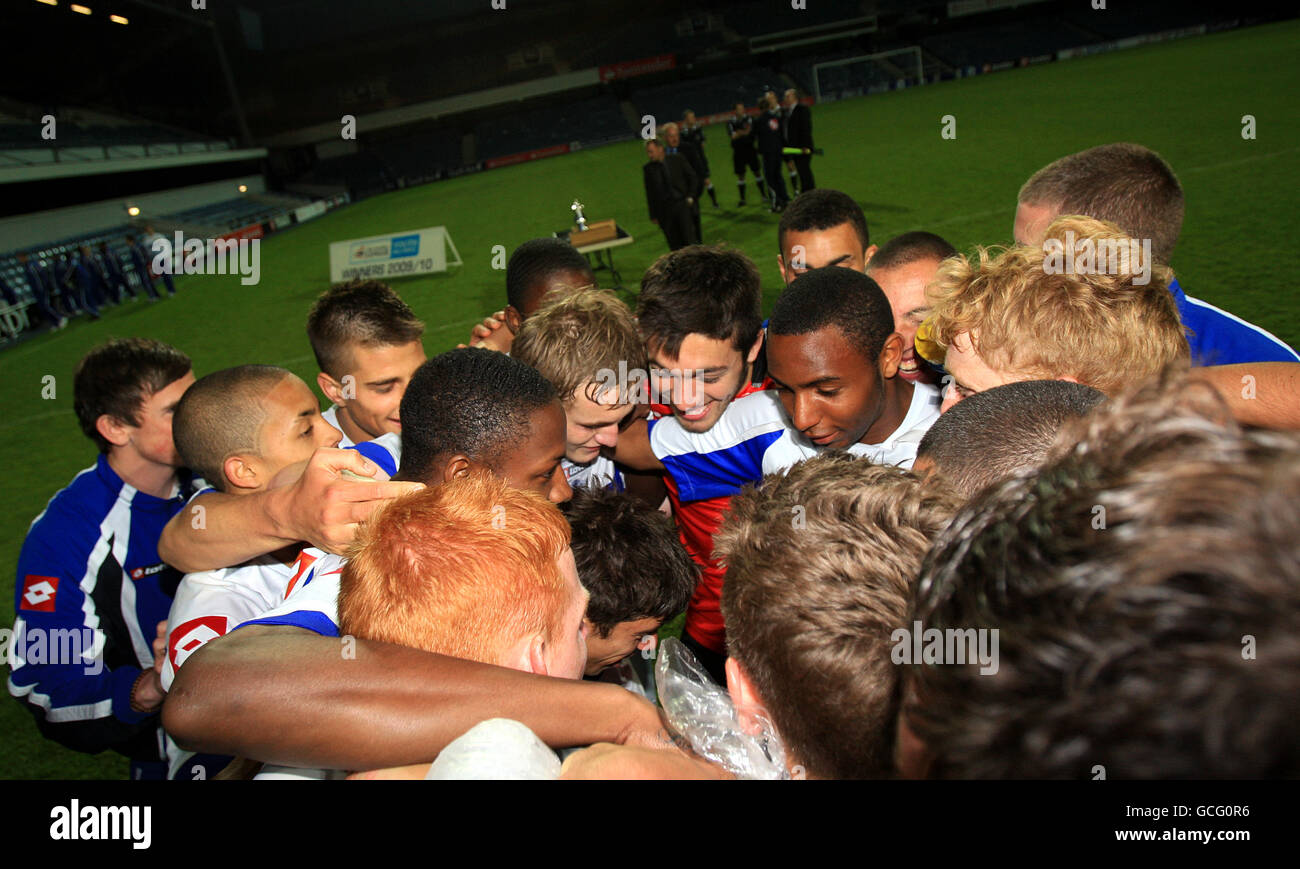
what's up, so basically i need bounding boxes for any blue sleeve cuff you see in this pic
[237,610,340,638]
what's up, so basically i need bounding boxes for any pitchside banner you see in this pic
[328,226,462,282]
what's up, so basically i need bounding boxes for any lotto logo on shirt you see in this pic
[128,563,167,581]
[168,616,228,671]
[20,575,59,612]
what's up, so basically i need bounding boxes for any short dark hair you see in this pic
[907,377,1300,778]
[1018,142,1184,263]
[562,487,697,636]
[173,365,294,492]
[867,231,958,273]
[305,281,425,379]
[396,348,558,484]
[73,338,192,453]
[637,245,762,360]
[768,266,894,363]
[719,453,962,779]
[505,238,595,316]
[917,380,1106,499]
[778,189,870,256]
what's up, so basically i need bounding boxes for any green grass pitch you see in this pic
[2,19,1297,779]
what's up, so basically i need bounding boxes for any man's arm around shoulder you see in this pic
[163,624,664,770]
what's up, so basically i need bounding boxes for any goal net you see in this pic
[813,47,924,102]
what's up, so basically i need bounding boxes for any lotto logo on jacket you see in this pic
[20,575,59,612]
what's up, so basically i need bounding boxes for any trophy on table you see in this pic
[571,199,588,233]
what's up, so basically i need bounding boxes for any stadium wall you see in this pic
[0,175,265,254]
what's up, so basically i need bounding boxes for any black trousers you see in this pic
[658,202,699,250]
[732,147,761,178]
[792,154,815,191]
[761,152,789,205]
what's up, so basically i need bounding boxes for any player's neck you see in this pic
[106,449,180,500]
[859,377,915,447]
[335,406,372,446]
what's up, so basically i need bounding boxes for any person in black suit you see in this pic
[643,137,701,250]
[782,89,815,193]
[755,93,790,212]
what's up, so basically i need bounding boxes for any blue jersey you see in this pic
[8,455,198,760]
[1171,278,1298,366]
[23,262,48,299]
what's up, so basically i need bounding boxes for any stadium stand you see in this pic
[920,20,1099,70]
[630,68,778,125]
[474,96,631,160]
[1061,3,1222,40]
[723,0,859,38]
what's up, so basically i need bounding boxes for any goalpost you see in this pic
[813,47,924,103]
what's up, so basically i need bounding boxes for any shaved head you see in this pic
[173,365,296,491]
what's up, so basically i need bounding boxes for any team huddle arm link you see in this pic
[162,625,666,770]
[158,447,424,573]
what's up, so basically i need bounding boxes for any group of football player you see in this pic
[11,141,1300,780]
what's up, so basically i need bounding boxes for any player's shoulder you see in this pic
[184,552,293,587]
[651,390,787,458]
[1175,291,1300,364]
[288,550,346,598]
[24,461,114,541]
[893,382,943,441]
[349,432,401,478]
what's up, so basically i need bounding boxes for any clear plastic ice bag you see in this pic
[654,637,793,780]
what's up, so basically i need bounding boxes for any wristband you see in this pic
[130,670,160,715]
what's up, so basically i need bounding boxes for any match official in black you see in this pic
[643,137,701,250]
[782,88,815,192]
[727,102,766,206]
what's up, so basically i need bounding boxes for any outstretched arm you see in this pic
[614,417,665,471]
[163,625,665,770]
[1190,362,1300,429]
[159,447,423,573]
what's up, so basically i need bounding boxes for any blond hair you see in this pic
[338,470,572,667]
[928,215,1188,396]
[511,287,646,404]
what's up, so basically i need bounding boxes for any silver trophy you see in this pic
[571,199,588,232]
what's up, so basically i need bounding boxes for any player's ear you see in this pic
[746,328,765,365]
[96,414,133,449]
[526,634,549,677]
[442,455,472,484]
[503,305,524,335]
[879,332,904,378]
[317,371,345,406]
[726,658,768,737]
[776,253,790,285]
[864,243,879,266]
[223,454,261,491]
